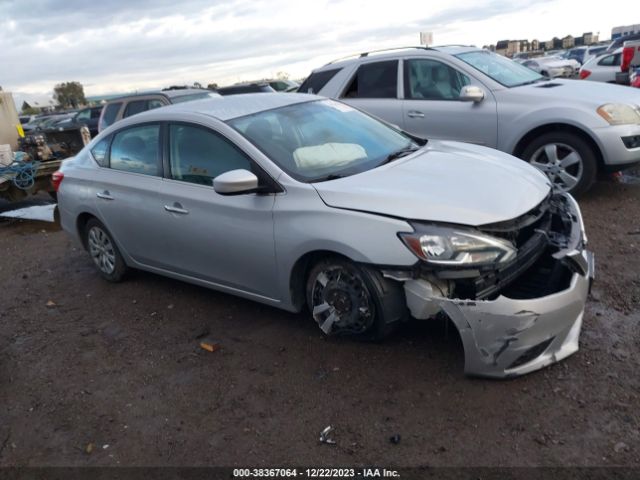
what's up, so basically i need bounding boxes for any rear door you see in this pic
[338,60,405,129]
[90,123,169,266]
[401,57,498,147]
[158,122,279,299]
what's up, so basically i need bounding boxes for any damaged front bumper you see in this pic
[401,193,594,378]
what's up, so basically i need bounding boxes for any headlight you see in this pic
[596,104,640,126]
[399,225,516,266]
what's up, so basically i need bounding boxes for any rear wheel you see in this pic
[84,218,128,282]
[305,257,405,340]
[521,131,597,196]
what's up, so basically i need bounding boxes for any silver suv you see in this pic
[302,46,640,195]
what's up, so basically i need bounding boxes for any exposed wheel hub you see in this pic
[311,266,374,336]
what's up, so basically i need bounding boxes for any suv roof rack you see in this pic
[324,46,433,65]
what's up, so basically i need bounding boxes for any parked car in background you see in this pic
[583,45,608,64]
[566,46,588,65]
[98,88,217,132]
[216,83,276,96]
[617,40,640,85]
[579,48,622,82]
[19,114,37,125]
[304,46,640,195]
[72,106,103,136]
[606,32,640,53]
[56,93,594,378]
[631,67,640,88]
[522,58,575,78]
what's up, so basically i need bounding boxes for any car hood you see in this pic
[511,78,640,105]
[312,140,551,227]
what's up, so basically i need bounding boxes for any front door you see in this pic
[158,123,279,300]
[401,57,498,147]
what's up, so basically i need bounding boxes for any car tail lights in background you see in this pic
[52,171,64,192]
[579,70,591,79]
[621,46,636,72]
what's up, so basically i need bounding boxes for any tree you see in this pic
[53,81,86,109]
[276,71,290,80]
[206,83,219,90]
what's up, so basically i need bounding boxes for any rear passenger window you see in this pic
[342,61,398,99]
[298,68,342,94]
[91,136,111,167]
[124,100,149,118]
[169,124,251,186]
[110,125,160,175]
[598,54,621,67]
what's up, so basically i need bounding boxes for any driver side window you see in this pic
[168,124,251,186]
[404,59,470,100]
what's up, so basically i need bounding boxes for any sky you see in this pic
[0,0,635,103]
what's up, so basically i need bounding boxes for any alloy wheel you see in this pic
[310,266,374,335]
[529,142,583,192]
[87,226,116,275]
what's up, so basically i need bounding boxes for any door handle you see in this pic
[407,110,425,118]
[164,204,189,215]
[96,191,114,200]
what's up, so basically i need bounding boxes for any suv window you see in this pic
[110,125,160,175]
[598,53,621,66]
[404,59,470,100]
[299,68,342,94]
[100,102,122,130]
[169,124,251,186]
[124,100,151,118]
[90,107,103,119]
[343,61,398,99]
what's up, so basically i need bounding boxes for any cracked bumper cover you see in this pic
[404,194,594,378]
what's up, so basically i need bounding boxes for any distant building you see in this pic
[495,39,509,56]
[531,39,539,51]
[562,35,575,49]
[20,95,57,113]
[612,24,640,40]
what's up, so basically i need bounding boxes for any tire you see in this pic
[305,257,406,340]
[84,218,128,282]
[520,131,597,196]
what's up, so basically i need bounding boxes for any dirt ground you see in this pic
[0,180,638,468]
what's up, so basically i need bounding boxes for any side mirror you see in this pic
[213,169,259,195]
[459,85,485,103]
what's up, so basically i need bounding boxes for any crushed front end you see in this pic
[393,193,594,378]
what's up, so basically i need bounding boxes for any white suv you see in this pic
[302,46,640,195]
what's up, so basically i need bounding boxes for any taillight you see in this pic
[52,171,64,192]
[579,69,591,79]
[621,46,634,72]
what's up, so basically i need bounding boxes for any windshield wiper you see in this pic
[311,173,346,183]
[381,145,420,165]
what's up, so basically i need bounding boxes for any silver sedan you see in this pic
[56,94,594,378]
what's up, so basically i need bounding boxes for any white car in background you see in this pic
[522,57,575,78]
[579,48,623,83]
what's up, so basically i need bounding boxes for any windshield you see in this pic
[228,100,419,182]
[456,50,543,87]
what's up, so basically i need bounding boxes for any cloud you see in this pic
[0,0,627,99]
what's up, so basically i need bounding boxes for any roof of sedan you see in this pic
[149,92,319,121]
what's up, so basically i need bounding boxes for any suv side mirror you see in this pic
[213,169,259,195]
[459,85,485,103]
